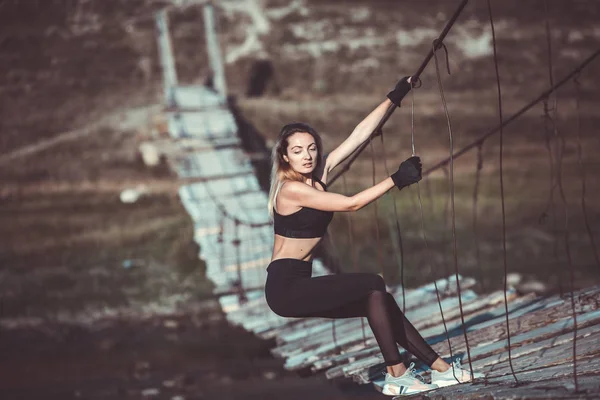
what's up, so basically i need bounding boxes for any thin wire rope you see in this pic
[327,0,469,188]
[543,1,578,389]
[410,89,416,156]
[232,219,247,303]
[573,75,600,273]
[487,0,518,383]
[343,175,368,343]
[553,118,580,391]
[441,167,452,286]
[421,48,600,177]
[369,141,384,277]
[378,131,406,313]
[471,143,485,292]
[409,88,456,375]
[541,0,562,294]
[432,40,474,376]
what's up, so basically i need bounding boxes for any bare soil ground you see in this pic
[1,0,599,399]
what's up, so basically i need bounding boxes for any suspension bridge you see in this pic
[153,1,600,398]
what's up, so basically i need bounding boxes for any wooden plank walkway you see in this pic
[154,6,600,398]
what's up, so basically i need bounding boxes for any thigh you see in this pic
[267,272,386,318]
[310,294,367,319]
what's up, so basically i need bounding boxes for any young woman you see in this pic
[265,78,482,396]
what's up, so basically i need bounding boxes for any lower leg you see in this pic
[364,291,405,371]
[386,362,407,377]
[384,293,441,368]
[430,357,451,372]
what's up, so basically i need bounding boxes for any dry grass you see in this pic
[0,125,208,320]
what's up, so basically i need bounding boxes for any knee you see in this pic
[266,299,296,318]
[368,274,386,293]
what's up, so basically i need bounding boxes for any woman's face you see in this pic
[283,131,318,175]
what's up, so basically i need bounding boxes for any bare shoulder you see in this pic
[280,180,320,201]
[280,180,311,195]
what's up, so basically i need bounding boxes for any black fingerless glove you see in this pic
[387,76,412,107]
[391,156,422,189]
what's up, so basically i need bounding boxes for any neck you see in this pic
[301,173,314,185]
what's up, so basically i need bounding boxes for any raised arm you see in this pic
[323,98,393,176]
[323,77,413,177]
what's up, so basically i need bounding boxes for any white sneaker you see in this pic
[431,359,484,387]
[381,362,439,396]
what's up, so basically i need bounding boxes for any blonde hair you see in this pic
[267,123,323,219]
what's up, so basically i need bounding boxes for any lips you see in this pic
[303,163,312,167]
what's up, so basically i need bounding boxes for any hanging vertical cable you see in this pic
[543,0,578,389]
[378,130,406,313]
[487,0,518,383]
[342,175,367,344]
[370,141,384,276]
[573,75,600,273]
[432,39,474,377]
[541,0,563,296]
[472,143,485,292]
[232,219,247,303]
[406,77,456,378]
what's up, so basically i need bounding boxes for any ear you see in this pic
[283,154,289,163]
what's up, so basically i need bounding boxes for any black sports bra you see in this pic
[273,178,334,239]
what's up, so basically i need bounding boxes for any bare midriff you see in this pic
[271,234,324,262]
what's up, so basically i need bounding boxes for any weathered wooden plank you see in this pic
[471,310,600,373]
[348,289,600,385]
[168,110,237,139]
[366,327,600,393]
[480,324,600,378]
[170,85,225,109]
[470,309,600,360]
[171,148,255,179]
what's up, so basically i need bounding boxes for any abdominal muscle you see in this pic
[271,234,323,262]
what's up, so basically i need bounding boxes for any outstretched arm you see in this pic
[282,155,422,212]
[281,178,396,212]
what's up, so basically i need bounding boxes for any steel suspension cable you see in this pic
[342,175,368,344]
[432,40,474,377]
[471,143,485,292]
[328,0,469,187]
[543,1,578,389]
[370,141,384,276]
[232,219,247,303]
[378,131,406,313]
[487,0,518,383]
[422,48,600,177]
[441,167,452,286]
[408,87,456,375]
[541,0,563,294]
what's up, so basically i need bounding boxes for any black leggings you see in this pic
[265,258,439,367]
